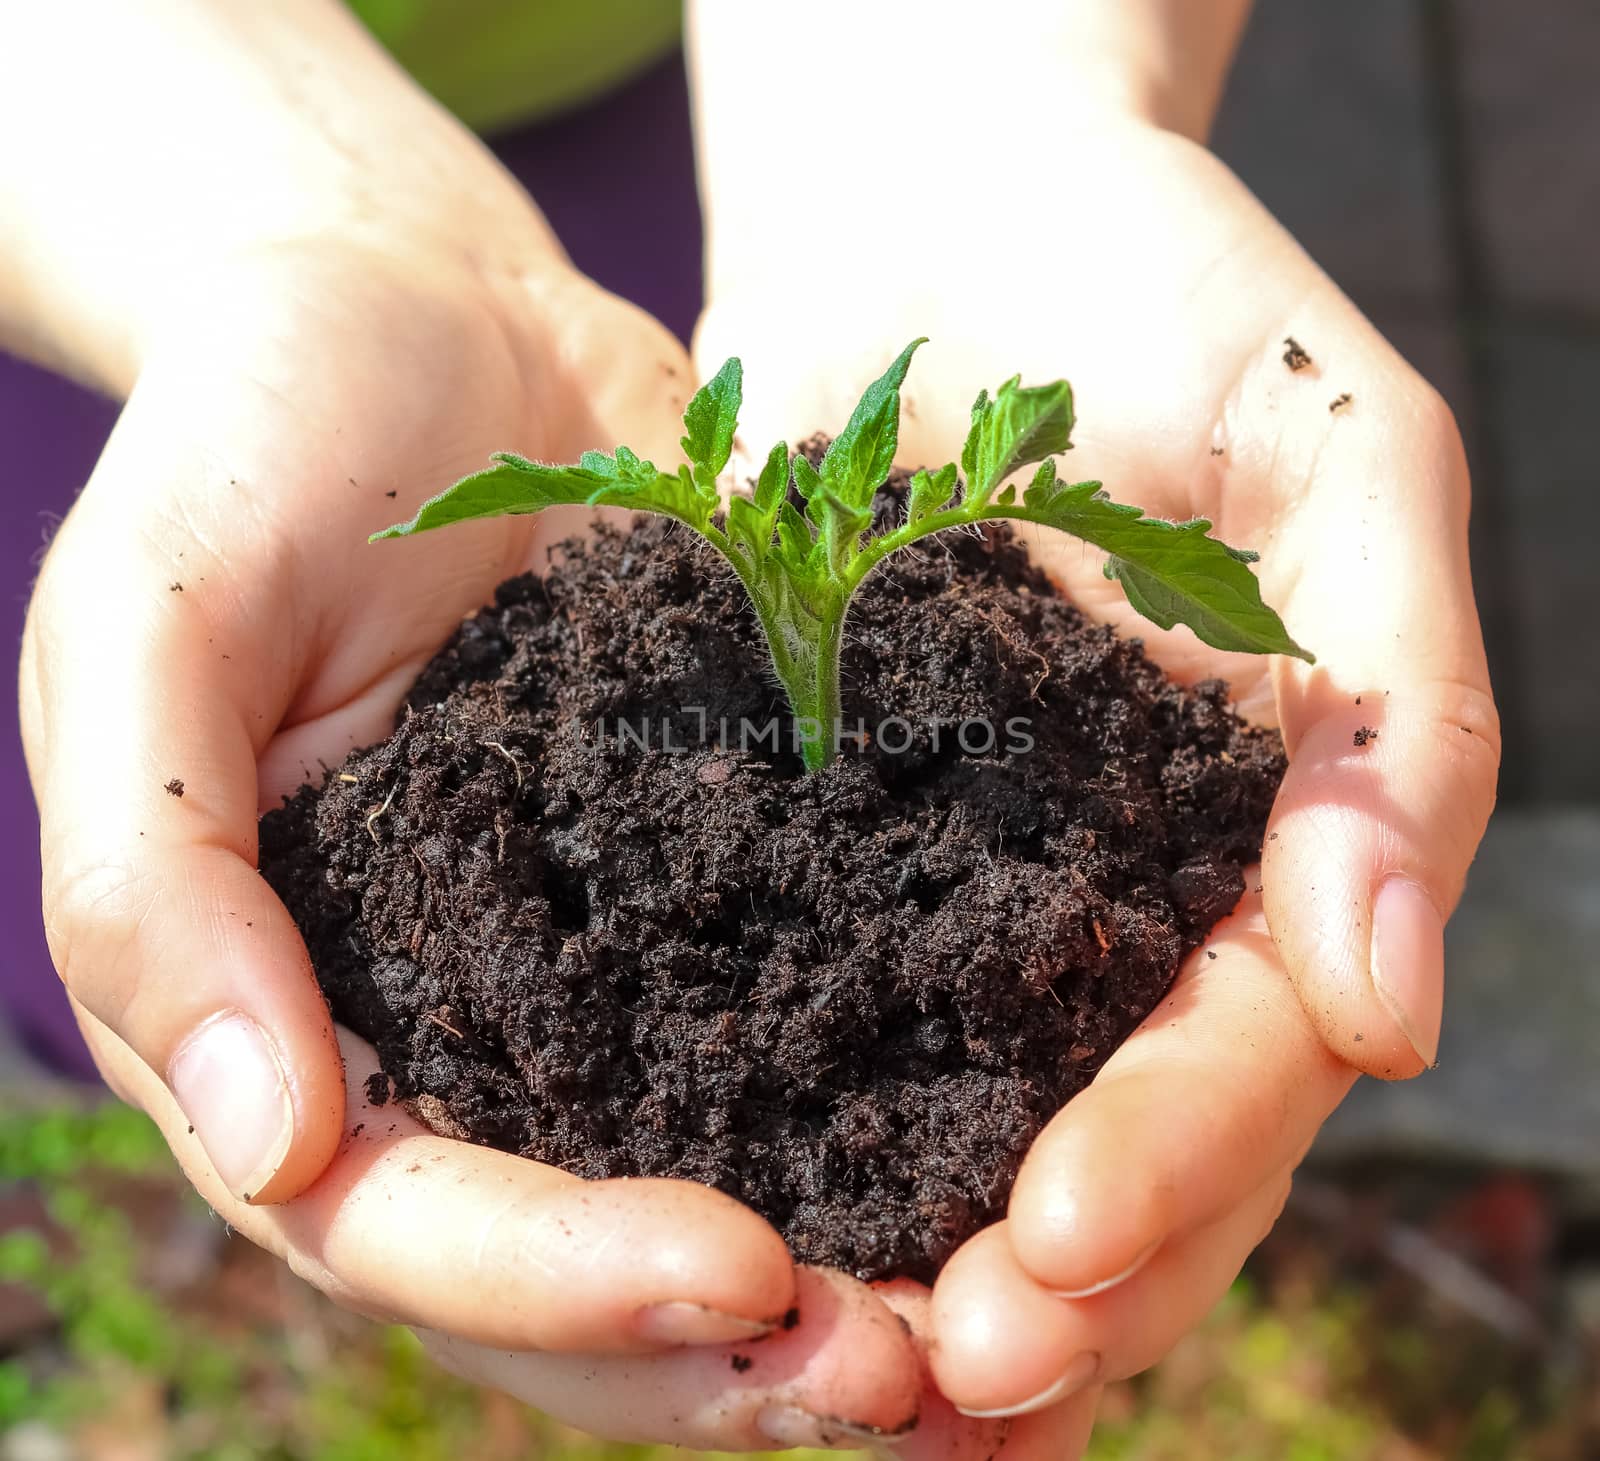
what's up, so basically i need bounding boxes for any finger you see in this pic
[1005,888,1352,1295]
[1264,350,1499,1077]
[79,1012,800,1352]
[417,1266,923,1451]
[21,391,346,1205]
[873,1280,1100,1461]
[931,1173,1289,1416]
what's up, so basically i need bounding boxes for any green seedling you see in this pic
[374,341,1312,770]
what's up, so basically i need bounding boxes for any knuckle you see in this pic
[282,1246,369,1312]
[1253,1175,1294,1250]
[41,854,163,1021]
[1411,383,1472,516]
[1424,685,1502,859]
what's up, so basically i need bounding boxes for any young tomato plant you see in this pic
[374,341,1312,770]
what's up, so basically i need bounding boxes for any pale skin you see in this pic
[7,0,1497,1454]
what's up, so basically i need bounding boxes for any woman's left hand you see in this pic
[694,106,1498,1430]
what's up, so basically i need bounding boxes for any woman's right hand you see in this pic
[18,231,988,1451]
[7,4,1095,1446]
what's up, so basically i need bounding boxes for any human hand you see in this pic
[695,107,1498,1431]
[7,0,1086,1442]
[19,232,998,1451]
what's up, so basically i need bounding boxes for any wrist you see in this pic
[0,0,564,394]
[691,1,1248,300]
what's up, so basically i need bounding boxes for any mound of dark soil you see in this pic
[260,466,1284,1283]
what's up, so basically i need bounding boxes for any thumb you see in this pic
[1263,385,1500,1079]
[21,388,345,1202]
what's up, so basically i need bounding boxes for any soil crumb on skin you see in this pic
[259,470,1286,1283]
[1353,725,1378,747]
[164,779,185,798]
[1330,392,1353,413]
[1282,337,1313,372]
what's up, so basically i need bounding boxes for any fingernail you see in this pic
[1053,1240,1159,1299]
[168,1011,293,1202]
[1369,876,1444,1068]
[955,1351,1101,1419]
[634,1301,776,1347]
[754,1404,844,1450]
[754,1403,908,1450]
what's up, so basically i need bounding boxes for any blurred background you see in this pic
[2,2,1596,1456]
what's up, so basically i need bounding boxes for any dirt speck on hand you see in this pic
[730,1354,753,1373]
[1330,393,1353,413]
[364,1072,391,1107]
[1353,725,1378,747]
[164,778,185,798]
[1282,337,1313,372]
[169,582,183,593]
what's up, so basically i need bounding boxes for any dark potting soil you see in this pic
[259,460,1286,1283]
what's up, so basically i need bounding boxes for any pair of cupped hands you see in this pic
[20,116,1496,1458]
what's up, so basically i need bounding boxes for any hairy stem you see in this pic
[805,608,846,772]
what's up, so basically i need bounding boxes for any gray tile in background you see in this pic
[1487,325,1600,800]
[1365,305,1473,419]
[1455,0,1600,319]
[1213,0,1452,307]
[1314,809,1600,1183]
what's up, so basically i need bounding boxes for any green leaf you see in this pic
[1018,478,1313,661]
[776,499,814,566]
[790,452,822,501]
[753,440,791,513]
[907,463,958,524]
[680,356,742,495]
[813,489,874,577]
[370,448,712,541]
[1026,457,1058,502]
[962,375,1076,503]
[726,494,769,562]
[377,347,1312,779]
[959,389,988,485]
[818,338,927,509]
[726,440,793,565]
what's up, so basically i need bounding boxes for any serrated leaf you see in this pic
[776,499,814,566]
[370,448,712,542]
[960,389,988,486]
[1018,481,1312,660]
[964,376,1076,503]
[727,442,795,565]
[726,494,768,562]
[1024,457,1058,506]
[791,453,821,501]
[819,338,927,510]
[379,349,1312,777]
[753,440,791,513]
[907,463,959,524]
[813,489,874,576]
[680,356,742,495]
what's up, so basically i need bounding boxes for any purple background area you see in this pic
[0,56,702,1077]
